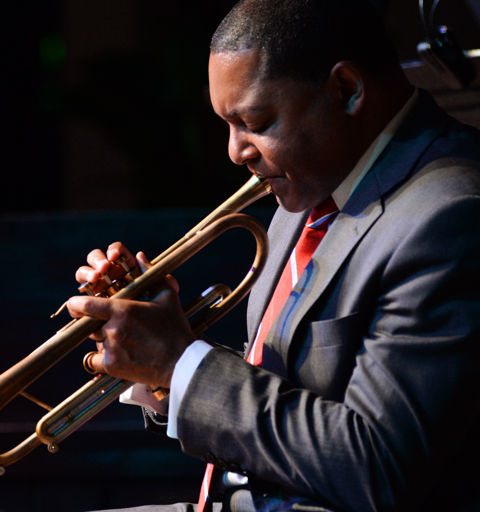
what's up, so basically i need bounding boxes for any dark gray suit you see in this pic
[174,92,480,512]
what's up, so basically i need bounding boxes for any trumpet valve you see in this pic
[77,255,135,298]
[114,255,137,285]
[77,281,96,296]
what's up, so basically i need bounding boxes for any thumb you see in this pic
[164,273,180,294]
[136,251,151,273]
[136,251,180,295]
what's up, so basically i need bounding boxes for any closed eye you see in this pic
[247,119,273,134]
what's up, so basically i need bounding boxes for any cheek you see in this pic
[258,137,281,158]
[260,137,298,170]
[258,127,324,178]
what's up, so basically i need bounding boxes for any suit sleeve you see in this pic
[175,193,480,512]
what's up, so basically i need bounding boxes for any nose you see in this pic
[228,126,260,166]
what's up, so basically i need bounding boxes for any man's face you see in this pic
[208,50,350,212]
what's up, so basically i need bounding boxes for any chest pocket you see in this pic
[292,312,363,400]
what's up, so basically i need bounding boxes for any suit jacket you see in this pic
[174,92,480,512]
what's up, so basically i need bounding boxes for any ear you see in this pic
[328,61,366,116]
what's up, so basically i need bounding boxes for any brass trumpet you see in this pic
[0,175,271,473]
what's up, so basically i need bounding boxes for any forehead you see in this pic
[208,50,268,116]
[208,50,318,119]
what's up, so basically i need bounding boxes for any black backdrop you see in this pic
[1,1,479,511]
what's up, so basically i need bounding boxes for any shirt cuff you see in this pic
[167,339,213,439]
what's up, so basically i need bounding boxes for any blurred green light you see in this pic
[39,33,66,68]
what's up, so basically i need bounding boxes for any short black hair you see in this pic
[210,0,399,82]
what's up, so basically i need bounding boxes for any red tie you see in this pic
[197,463,215,512]
[197,197,338,511]
[247,196,338,366]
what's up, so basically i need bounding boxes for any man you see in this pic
[69,1,480,511]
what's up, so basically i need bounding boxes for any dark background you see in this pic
[0,1,479,511]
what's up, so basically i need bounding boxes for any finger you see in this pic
[165,273,180,294]
[107,242,138,270]
[66,295,112,321]
[136,251,151,273]
[142,272,180,298]
[75,265,105,285]
[150,280,181,304]
[136,251,179,294]
[86,249,110,273]
[90,327,106,342]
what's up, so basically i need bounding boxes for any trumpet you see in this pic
[0,175,271,474]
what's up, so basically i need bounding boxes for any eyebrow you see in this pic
[224,105,268,120]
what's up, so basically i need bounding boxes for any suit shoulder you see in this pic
[409,157,480,201]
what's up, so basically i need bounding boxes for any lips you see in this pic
[250,169,281,181]
[261,177,288,200]
[248,167,286,190]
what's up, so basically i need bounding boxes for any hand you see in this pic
[67,277,194,389]
[75,241,144,296]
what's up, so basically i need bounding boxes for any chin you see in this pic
[276,195,311,213]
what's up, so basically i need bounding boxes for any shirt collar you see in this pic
[331,88,419,210]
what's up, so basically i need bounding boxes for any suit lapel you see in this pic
[266,195,383,370]
[246,208,308,344]
[261,91,450,371]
